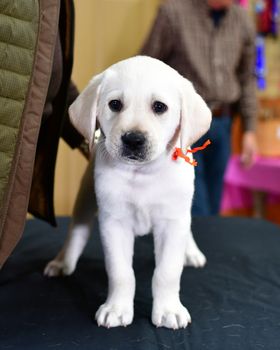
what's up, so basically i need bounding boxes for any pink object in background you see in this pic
[238,0,249,8]
[221,155,280,211]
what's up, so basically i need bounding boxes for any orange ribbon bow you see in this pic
[172,139,211,166]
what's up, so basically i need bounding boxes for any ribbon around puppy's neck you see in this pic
[172,139,211,166]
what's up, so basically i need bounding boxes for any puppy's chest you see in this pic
[107,169,172,207]
[96,164,190,236]
[106,173,163,235]
[120,178,172,236]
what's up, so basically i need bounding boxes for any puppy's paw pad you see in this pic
[95,303,133,328]
[44,260,75,277]
[185,247,206,268]
[152,303,191,329]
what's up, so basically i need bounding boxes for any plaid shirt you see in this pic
[141,0,257,131]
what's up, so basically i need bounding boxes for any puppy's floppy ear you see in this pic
[180,77,212,150]
[69,73,103,150]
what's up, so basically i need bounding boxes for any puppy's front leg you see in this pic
[96,218,135,328]
[152,220,191,329]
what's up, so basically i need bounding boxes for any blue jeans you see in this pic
[191,115,232,216]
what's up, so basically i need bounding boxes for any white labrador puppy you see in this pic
[44,56,212,329]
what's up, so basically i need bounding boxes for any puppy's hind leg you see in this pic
[44,159,96,277]
[184,214,206,268]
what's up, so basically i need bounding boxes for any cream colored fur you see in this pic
[44,56,211,329]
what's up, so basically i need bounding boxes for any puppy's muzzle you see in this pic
[121,131,147,161]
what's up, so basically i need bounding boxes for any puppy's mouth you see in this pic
[121,148,147,163]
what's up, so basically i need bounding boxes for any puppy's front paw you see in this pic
[44,259,75,277]
[95,302,133,328]
[152,300,191,329]
[184,245,206,268]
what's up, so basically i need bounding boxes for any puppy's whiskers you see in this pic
[96,139,110,162]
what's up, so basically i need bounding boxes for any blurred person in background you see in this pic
[141,0,258,215]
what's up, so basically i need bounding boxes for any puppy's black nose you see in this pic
[121,131,146,150]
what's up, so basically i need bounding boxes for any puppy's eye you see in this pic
[109,99,123,112]
[152,101,168,114]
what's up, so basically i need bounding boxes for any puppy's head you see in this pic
[69,56,211,164]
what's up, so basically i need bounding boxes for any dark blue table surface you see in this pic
[1,216,280,350]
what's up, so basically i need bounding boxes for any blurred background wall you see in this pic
[54,0,161,215]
